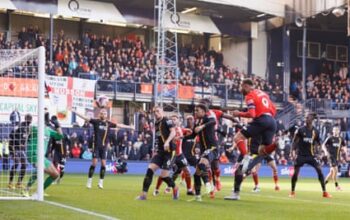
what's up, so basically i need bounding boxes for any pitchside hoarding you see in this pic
[62,160,339,178]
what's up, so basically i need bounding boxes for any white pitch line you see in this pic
[43,200,119,220]
[241,192,350,208]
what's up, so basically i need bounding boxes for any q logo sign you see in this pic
[68,0,79,12]
[170,13,180,25]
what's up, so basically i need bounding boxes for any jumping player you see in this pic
[199,98,239,196]
[137,106,179,200]
[192,103,218,202]
[153,115,194,196]
[289,113,332,198]
[322,125,347,191]
[225,78,277,200]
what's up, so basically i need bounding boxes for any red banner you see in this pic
[140,84,153,94]
[0,77,38,97]
[140,83,195,99]
[179,85,194,99]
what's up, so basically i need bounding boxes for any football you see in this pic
[96,94,109,108]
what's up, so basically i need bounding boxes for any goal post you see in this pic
[0,46,45,201]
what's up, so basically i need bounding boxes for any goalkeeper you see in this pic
[23,112,64,196]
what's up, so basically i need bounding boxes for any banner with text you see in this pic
[0,97,38,123]
[46,75,96,110]
[0,77,38,98]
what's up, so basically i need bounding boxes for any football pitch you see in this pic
[1,174,350,220]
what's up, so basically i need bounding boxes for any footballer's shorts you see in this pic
[175,154,189,169]
[294,155,320,168]
[264,154,275,163]
[92,147,107,160]
[183,153,198,167]
[241,114,277,146]
[329,156,339,167]
[151,152,172,170]
[248,136,262,155]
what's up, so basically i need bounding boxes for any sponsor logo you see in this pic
[68,0,79,11]
[68,0,91,14]
[223,166,235,175]
[170,13,190,28]
[280,166,294,176]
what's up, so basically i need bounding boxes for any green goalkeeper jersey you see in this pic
[27,126,64,164]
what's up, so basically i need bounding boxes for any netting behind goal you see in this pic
[0,47,45,200]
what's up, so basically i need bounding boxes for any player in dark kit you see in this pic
[153,115,194,196]
[289,113,332,198]
[248,137,279,192]
[137,106,179,200]
[73,108,133,189]
[225,78,277,200]
[322,125,347,191]
[8,114,32,189]
[48,116,67,184]
[191,103,218,202]
[199,98,238,195]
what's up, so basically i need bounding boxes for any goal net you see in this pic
[0,47,45,200]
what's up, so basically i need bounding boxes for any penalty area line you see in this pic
[43,200,119,220]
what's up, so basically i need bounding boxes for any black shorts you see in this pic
[241,115,277,145]
[184,154,198,167]
[329,156,339,167]
[53,149,64,163]
[295,155,320,168]
[249,137,262,155]
[264,155,274,163]
[175,154,188,169]
[92,147,107,160]
[151,153,172,170]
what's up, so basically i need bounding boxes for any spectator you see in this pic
[140,139,151,160]
[71,142,82,158]
[128,144,141,160]
[9,108,21,126]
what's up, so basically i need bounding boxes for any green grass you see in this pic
[1,174,350,220]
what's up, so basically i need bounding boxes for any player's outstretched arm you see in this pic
[221,113,240,123]
[115,123,135,130]
[71,108,91,121]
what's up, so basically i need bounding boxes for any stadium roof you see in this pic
[108,0,278,22]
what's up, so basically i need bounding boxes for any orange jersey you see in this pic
[245,89,276,118]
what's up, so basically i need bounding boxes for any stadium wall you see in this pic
[222,37,248,73]
[63,160,339,178]
[252,21,267,78]
[0,13,7,31]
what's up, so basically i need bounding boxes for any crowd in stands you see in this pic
[0,27,283,101]
[290,62,350,109]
